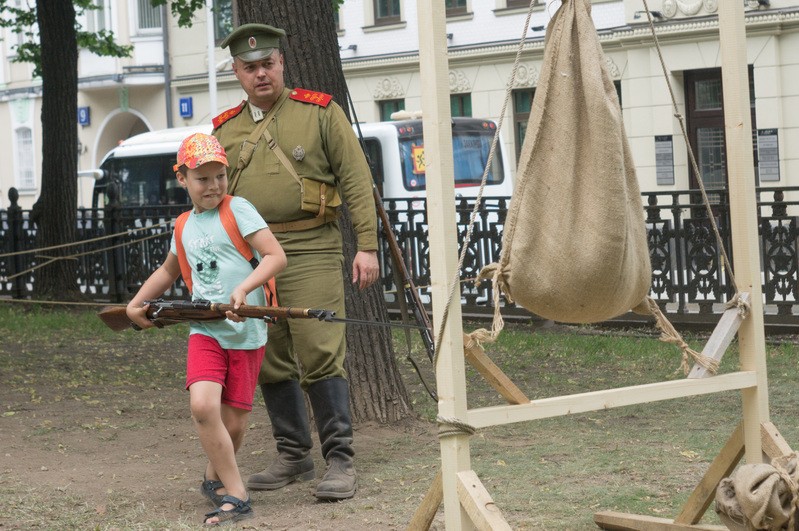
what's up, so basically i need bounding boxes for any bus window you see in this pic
[362,138,385,197]
[397,126,504,191]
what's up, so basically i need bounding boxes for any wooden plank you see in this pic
[761,421,794,459]
[407,470,443,531]
[673,422,744,525]
[456,470,512,531]
[718,0,770,466]
[688,292,750,379]
[468,371,757,429]
[594,511,727,530]
[462,333,529,405]
[416,2,473,529]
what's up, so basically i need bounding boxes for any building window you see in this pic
[446,0,467,16]
[334,7,340,31]
[506,0,530,8]
[379,99,405,121]
[685,67,756,195]
[136,0,162,31]
[14,127,35,190]
[85,0,107,33]
[374,0,401,25]
[213,0,234,42]
[512,88,535,161]
[450,94,472,117]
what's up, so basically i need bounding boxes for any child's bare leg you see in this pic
[189,381,248,522]
[203,403,250,496]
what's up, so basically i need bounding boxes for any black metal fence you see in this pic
[2,187,798,323]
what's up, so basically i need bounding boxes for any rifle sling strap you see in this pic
[227,102,281,195]
[227,101,337,233]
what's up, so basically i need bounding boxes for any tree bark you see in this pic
[32,0,81,301]
[236,0,413,423]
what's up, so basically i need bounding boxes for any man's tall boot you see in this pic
[308,377,357,500]
[247,380,316,490]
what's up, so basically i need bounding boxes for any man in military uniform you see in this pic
[212,23,378,501]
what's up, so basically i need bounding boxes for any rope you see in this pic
[640,0,739,295]
[643,297,720,375]
[771,452,799,531]
[724,291,751,319]
[1,230,170,282]
[0,220,171,259]
[436,415,477,439]
[0,298,116,308]
[432,0,537,367]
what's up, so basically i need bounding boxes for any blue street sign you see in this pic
[179,97,193,118]
[78,106,90,126]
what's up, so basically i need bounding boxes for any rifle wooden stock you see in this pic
[97,301,331,332]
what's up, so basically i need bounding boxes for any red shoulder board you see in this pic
[289,88,333,108]
[212,101,246,129]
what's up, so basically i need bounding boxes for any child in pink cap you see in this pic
[127,132,286,525]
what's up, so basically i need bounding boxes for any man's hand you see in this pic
[352,250,379,290]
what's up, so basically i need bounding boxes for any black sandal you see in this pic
[201,476,225,506]
[203,495,253,526]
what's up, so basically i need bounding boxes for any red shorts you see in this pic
[185,334,265,411]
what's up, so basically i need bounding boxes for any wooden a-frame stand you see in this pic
[411,1,788,529]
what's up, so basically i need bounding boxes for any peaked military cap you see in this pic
[220,23,286,62]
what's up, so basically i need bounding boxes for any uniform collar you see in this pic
[248,88,290,122]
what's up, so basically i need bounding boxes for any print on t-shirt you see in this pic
[189,235,223,298]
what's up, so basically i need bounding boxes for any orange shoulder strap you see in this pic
[174,210,193,294]
[173,197,277,306]
[218,196,279,307]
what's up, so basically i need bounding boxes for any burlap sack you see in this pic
[490,0,650,323]
[715,458,799,531]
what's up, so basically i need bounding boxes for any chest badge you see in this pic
[292,145,306,162]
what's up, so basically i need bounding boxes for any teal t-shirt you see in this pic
[170,196,269,349]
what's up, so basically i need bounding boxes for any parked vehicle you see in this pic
[90,124,211,209]
[354,113,512,200]
[87,115,510,209]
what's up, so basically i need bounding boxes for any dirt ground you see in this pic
[0,329,446,530]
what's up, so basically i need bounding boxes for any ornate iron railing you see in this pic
[2,187,797,321]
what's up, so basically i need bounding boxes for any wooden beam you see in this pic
[673,422,744,525]
[468,371,757,428]
[463,333,529,405]
[456,470,512,531]
[407,470,443,531]
[761,421,793,459]
[594,511,727,530]
[688,292,749,379]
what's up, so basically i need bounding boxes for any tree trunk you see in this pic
[237,0,413,423]
[32,0,81,301]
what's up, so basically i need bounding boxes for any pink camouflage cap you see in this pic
[173,132,229,172]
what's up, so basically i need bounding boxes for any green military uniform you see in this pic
[213,89,377,385]
[216,22,371,501]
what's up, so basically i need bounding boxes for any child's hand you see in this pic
[126,302,155,329]
[226,288,248,322]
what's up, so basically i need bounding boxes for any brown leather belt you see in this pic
[269,214,336,233]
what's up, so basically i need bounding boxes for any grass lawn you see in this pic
[0,302,797,529]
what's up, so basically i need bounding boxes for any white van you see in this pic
[88,116,511,208]
[89,124,211,209]
[354,115,512,201]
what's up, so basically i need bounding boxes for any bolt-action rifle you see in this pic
[98,299,336,332]
[371,185,436,362]
[97,298,428,333]
[346,91,436,366]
